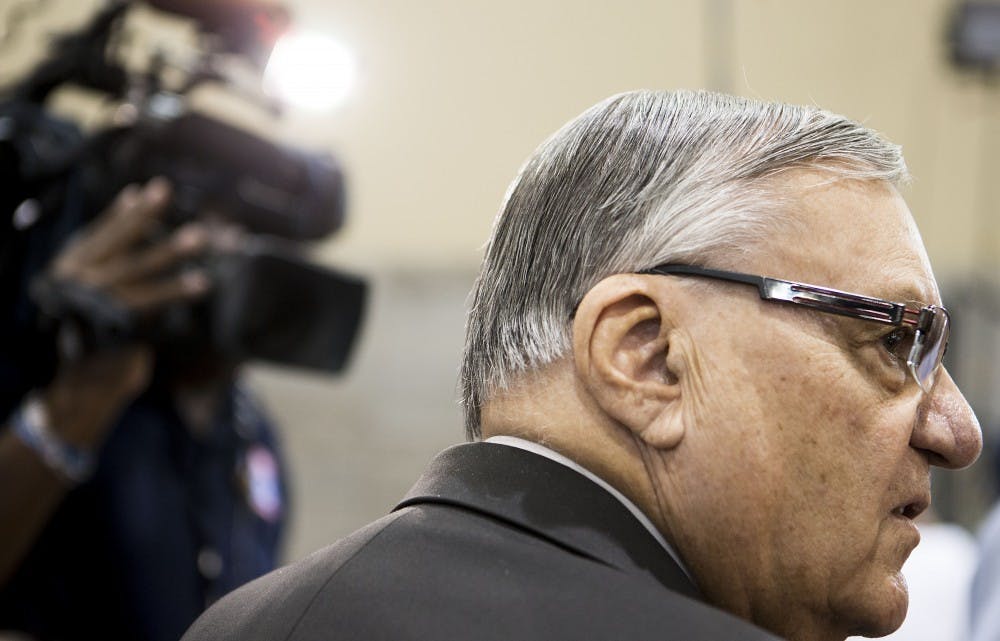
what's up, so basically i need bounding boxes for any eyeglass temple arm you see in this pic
[644,264,908,325]
[643,264,766,288]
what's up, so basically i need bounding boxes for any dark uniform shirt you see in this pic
[0,381,289,641]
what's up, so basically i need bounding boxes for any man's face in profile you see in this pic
[659,170,982,641]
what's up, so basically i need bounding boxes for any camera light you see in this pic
[263,32,356,111]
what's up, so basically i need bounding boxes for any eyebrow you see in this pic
[872,280,938,308]
[862,256,940,306]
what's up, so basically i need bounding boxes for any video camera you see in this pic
[0,0,366,373]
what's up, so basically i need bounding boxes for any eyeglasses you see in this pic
[641,264,950,393]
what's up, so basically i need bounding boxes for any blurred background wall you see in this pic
[3,0,1000,565]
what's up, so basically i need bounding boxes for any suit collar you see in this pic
[483,435,695,583]
[396,441,700,601]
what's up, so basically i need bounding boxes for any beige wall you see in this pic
[264,0,992,278]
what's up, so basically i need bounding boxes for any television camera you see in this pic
[0,0,365,374]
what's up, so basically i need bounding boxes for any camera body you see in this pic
[91,111,347,241]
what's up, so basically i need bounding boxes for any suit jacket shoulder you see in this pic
[184,442,783,640]
[182,510,408,641]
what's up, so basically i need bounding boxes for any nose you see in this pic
[910,368,983,469]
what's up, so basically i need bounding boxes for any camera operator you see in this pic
[0,177,290,641]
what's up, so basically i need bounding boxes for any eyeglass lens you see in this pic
[911,308,949,390]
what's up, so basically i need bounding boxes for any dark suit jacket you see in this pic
[182,442,783,640]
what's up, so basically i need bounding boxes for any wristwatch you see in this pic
[11,394,96,484]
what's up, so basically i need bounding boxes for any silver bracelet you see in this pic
[11,394,96,484]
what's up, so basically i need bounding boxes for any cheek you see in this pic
[678,309,922,632]
[763,363,902,526]
[759,361,920,598]
[675,330,820,529]
[692,323,906,535]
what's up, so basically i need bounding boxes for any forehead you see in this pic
[748,170,940,306]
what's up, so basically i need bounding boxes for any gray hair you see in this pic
[460,89,908,439]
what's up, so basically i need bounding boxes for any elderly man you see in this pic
[183,90,982,641]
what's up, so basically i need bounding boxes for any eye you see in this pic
[880,326,915,363]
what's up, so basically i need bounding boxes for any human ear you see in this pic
[572,274,685,450]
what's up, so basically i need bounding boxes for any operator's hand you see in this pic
[42,177,210,449]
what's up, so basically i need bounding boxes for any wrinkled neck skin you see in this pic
[479,360,673,561]
[479,361,849,641]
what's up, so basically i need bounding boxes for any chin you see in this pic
[841,572,909,639]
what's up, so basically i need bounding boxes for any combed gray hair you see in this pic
[460,89,908,439]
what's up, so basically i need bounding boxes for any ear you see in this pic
[573,274,685,450]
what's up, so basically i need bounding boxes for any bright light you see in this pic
[263,32,356,111]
